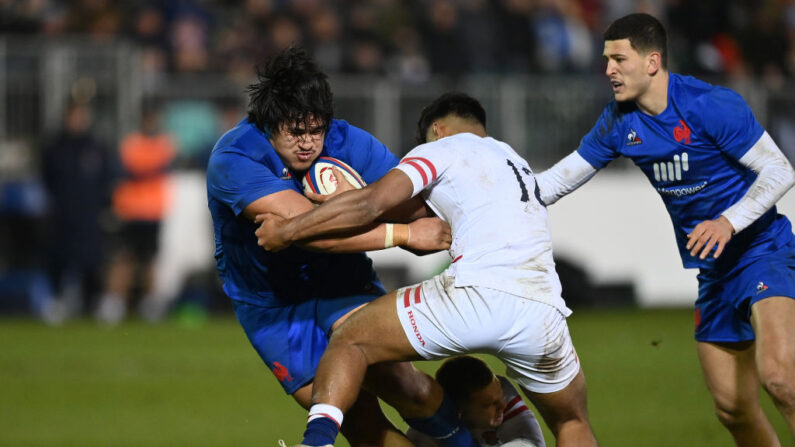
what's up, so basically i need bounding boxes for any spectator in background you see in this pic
[495,0,536,73]
[130,3,170,89]
[529,0,594,73]
[420,0,470,77]
[40,99,116,323]
[306,7,344,72]
[457,0,501,73]
[63,0,123,41]
[385,26,430,83]
[96,103,176,324]
[169,12,210,72]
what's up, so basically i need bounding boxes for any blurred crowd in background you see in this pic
[2,0,794,83]
[0,0,793,326]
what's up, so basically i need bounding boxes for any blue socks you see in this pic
[404,393,478,447]
[301,417,339,447]
[301,395,476,447]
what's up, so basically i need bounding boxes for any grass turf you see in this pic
[0,308,788,446]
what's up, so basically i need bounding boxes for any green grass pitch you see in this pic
[0,309,788,446]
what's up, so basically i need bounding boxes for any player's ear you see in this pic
[426,122,439,142]
[647,51,661,75]
[431,121,444,141]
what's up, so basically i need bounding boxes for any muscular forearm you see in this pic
[280,188,384,244]
[535,151,598,205]
[722,132,795,233]
[379,195,429,222]
[297,222,408,253]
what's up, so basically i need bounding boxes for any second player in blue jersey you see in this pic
[536,13,795,446]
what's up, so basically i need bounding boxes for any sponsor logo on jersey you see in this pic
[626,128,643,146]
[756,282,769,294]
[656,181,707,197]
[280,167,292,180]
[406,310,426,347]
[673,119,692,144]
[272,361,294,383]
[653,152,689,182]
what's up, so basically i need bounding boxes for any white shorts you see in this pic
[395,274,580,394]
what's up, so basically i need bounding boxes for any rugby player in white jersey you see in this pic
[256,92,598,447]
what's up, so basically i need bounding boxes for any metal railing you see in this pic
[1,38,793,177]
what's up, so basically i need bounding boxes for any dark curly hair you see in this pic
[246,46,334,137]
[416,92,486,145]
[435,356,495,408]
[604,13,668,69]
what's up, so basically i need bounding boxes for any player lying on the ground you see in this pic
[407,356,547,447]
[257,92,599,447]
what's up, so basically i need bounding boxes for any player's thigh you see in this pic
[497,298,580,395]
[522,368,589,428]
[696,237,795,343]
[232,293,380,395]
[232,300,322,394]
[697,341,761,408]
[330,290,422,364]
[750,297,795,378]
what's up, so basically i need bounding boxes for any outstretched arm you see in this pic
[245,177,446,254]
[257,169,416,251]
[687,132,795,259]
[535,151,598,205]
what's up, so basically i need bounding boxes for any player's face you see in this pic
[270,117,326,172]
[460,375,506,430]
[603,39,651,102]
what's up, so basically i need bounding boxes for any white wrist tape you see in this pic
[384,223,395,248]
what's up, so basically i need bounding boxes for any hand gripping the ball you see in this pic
[305,166,358,204]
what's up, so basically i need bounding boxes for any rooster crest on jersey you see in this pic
[302,156,366,195]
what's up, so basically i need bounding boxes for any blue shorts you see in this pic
[695,238,795,343]
[232,287,385,395]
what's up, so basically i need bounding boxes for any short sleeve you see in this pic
[576,104,621,170]
[206,150,288,216]
[393,142,449,197]
[701,87,764,161]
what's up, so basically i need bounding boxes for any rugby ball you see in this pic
[303,157,366,195]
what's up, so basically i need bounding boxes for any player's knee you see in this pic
[328,323,364,350]
[759,368,795,409]
[712,398,754,429]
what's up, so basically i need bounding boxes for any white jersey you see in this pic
[394,133,569,314]
[406,376,546,447]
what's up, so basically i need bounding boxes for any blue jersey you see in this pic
[206,118,400,306]
[578,73,793,270]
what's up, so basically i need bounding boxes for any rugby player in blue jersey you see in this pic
[536,13,795,446]
[206,47,477,446]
